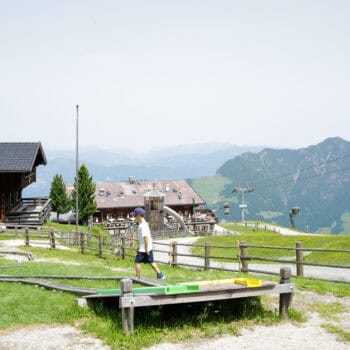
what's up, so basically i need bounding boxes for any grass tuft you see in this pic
[322,323,350,342]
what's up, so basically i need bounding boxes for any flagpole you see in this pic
[75,105,79,240]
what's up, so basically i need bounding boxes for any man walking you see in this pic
[132,207,166,280]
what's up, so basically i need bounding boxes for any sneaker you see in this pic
[157,272,166,280]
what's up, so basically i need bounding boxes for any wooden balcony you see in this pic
[5,197,52,226]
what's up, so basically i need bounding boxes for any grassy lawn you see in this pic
[1,222,350,349]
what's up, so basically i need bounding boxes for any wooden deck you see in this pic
[5,197,51,226]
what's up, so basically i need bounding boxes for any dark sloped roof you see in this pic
[0,142,47,172]
[66,179,206,209]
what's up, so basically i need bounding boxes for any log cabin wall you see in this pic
[0,194,5,222]
[0,174,22,222]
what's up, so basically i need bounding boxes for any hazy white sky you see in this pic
[1,0,349,152]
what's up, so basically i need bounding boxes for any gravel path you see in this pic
[0,325,111,350]
[147,314,350,350]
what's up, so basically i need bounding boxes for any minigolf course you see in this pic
[82,268,295,334]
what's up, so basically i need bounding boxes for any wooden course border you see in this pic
[83,267,295,335]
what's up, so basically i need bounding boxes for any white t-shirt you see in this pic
[138,218,153,252]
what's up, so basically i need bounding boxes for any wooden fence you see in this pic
[1,228,349,282]
[238,240,350,277]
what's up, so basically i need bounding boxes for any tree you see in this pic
[71,164,97,224]
[49,174,71,222]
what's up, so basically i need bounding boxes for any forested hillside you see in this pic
[189,137,350,234]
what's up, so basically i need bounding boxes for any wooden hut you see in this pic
[0,142,50,225]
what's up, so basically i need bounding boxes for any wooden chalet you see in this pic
[67,177,218,232]
[0,142,51,226]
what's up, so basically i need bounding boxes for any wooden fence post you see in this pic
[98,233,103,257]
[121,236,126,260]
[168,241,173,265]
[296,241,304,277]
[49,228,56,249]
[171,241,178,266]
[131,230,136,248]
[120,278,134,335]
[110,235,116,254]
[204,242,211,270]
[279,267,293,318]
[239,241,249,273]
[25,228,29,247]
[80,231,85,254]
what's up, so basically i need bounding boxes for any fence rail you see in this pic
[1,228,350,283]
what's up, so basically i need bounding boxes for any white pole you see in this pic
[241,191,245,222]
[75,105,79,239]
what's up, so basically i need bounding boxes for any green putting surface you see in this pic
[96,284,200,296]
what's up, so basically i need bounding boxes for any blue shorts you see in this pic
[135,251,155,264]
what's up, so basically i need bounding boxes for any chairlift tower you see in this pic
[289,207,300,229]
[232,187,254,222]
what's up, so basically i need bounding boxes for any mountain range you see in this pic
[188,137,350,234]
[24,143,262,196]
[24,138,350,234]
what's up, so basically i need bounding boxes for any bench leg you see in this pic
[120,278,134,334]
[279,292,293,318]
[279,267,293,318]
[122,306,134,335]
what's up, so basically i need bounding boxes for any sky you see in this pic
[1,0,349,153]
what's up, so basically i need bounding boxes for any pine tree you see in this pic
[49,174,71,221]
[71,164,97,224]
